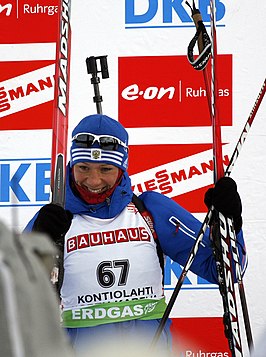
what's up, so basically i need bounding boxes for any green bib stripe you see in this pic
[62,298,167,328]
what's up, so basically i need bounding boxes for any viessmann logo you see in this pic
[125,0,226,28]
[0,65,55,117]
[0,1,58,18]
[131,149,230,197]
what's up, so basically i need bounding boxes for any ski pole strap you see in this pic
[187,21,211,70]
[186,0,212,114]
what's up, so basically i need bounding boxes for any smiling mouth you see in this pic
[86,186,109,194]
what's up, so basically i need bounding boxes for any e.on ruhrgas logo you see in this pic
[0,60,55,130]
[0,0,59,43]
[118,55,232,127]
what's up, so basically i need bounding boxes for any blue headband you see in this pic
[70,114,129,171]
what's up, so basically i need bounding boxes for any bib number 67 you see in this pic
[96,259,130,288]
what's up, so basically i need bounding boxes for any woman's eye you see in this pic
[101,167,112,173]
[79,166,89,171]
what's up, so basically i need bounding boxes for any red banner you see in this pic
[171,317,230,356]
[0,0,59,44]
[119,55,232,128]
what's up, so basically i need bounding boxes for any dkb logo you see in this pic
[125,0,226,28]
[0,159,51,206]
[164,256,216,290]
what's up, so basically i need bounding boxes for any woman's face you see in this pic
[73,162,120,194]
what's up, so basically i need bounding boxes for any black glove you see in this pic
[32,203,73,244]
[204,177,242,233]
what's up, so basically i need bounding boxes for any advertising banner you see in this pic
[119,55,232,127]
[1,1,266,356]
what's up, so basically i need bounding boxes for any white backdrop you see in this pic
[0,1,265,355]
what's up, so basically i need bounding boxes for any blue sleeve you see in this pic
[139,191,247,284]
[23,211,39,232]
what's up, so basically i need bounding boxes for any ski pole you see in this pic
[226,78,266,176]
[222,78,266,353]
[86,55,109,114]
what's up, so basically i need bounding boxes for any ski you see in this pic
[208,1,244,355]
[189,1,258,353]
[152,2,265,351]
[51,0,72,207]
[50,0,72,287]
[151,77,264,350]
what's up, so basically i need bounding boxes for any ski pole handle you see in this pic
[186,0,204,51]
[186,1,212,114]
[86,55,109,114]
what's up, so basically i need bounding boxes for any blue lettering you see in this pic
[36,163,50,201]
[200,0,225,22]
[125,0,158,24]
[164,257,213,287]
[125,0,226,25]
[163,0,191,23]
[0,164,30,202]
[164,257,191,285]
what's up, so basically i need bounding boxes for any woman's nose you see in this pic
[85,170,102,186]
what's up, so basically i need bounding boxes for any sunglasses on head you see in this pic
[72,133,128,151]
